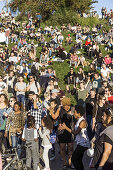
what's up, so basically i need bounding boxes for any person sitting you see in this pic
[65,34,73,45]
[70,51,78,67]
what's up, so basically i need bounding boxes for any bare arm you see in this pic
[99,142,112,167]
[49,107,61,120]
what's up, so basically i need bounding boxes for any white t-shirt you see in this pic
[15,82,26,95]
[101,68,110,77]
[27,81,40,94]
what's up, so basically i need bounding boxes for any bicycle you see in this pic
[2,143,31,170]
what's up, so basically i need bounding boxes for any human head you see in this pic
[74,105,85,119]
[62,97,71,112]
[102,107,113,127]
[0,94,8,106]
[14,102,21,112]
[50,99,57,109]
[41,116,53,130]
[27,115,35,128]
[9,96,16,107]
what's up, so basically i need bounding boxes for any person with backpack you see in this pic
[26,74,41,95]
[22,115,40,170]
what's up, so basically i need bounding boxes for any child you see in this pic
[39,116,53,170]
[22,115,40,170]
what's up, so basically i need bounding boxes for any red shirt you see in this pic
[85,40,90,46]
[108,96,113,104]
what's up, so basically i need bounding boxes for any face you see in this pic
[80,82,84,89]
[90,91,95,97]
[9,98,16,107]
[0,95,5,103]
[29,76,34,82]
[102,112,107,124]
[74,110,80,119]
[19,77,24,82]
[9,71,14,77]
[14,104,20,112]
[63,105,70,112]
[50,102,56,109]
[28,94,33,100]
[101,97,106,104]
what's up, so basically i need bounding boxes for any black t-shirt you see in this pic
[76,72,84,80]
[93,133,113,168]
[86,96,96,116]
[97,57,103,67]
[96,105,104,123]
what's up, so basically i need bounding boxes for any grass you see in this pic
[0,17,112,104]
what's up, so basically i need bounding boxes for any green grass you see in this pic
[0,17,112,105]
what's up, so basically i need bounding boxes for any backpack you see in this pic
[31,64,37,75]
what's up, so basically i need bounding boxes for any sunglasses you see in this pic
[9,100,14,102]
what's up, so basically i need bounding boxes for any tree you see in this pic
[9,0,97,20]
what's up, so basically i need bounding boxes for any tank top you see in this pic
[75,116,90,148]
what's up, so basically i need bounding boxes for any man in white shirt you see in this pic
[101,63,110,81]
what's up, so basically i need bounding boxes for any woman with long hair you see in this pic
[92,95,106,139]
[0,93,9,153]
[5,102,25,157]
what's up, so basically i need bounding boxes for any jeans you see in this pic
[26,141,39,170]
[72,145,87,170]
[11,135,21,158]
[17,94,25,105]
[43,146,51,169]
[86,115,94,141]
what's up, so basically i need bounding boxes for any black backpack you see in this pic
[31,64,37,75]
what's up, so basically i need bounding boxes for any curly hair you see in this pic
[61,97,71,106]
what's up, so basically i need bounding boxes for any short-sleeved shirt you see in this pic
[15,82,26,95]
[27,81,40,94]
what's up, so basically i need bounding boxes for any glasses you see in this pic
[29,77,33,79]
[9,100,14,102]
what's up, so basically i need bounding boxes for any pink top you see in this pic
[105,57,111,65]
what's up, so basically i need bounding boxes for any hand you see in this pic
[4,132,7,138]
[3,112,8,118]
[32,95,36,101]
[62,123,67,130]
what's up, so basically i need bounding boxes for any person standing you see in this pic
[60,105,90,170]
[36,13,42,28]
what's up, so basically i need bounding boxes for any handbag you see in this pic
[46,130,56,144]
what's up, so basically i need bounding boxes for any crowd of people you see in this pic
[0,8,113,170]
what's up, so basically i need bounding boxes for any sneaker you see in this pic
[50,154,55,161]
[63,165,67,170]
[37,166,40,170]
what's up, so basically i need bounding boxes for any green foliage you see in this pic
[9,0,97,21]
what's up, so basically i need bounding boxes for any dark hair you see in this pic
[14,101,22,110]
[50,99,57,105]
[75,105,85,116]
[27,115,35,128]
[42,116,53,130]
[29,91,35,95]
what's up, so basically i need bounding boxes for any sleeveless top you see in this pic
[75,116,90,148]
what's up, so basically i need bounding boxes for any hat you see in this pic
[51,89,59,93]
